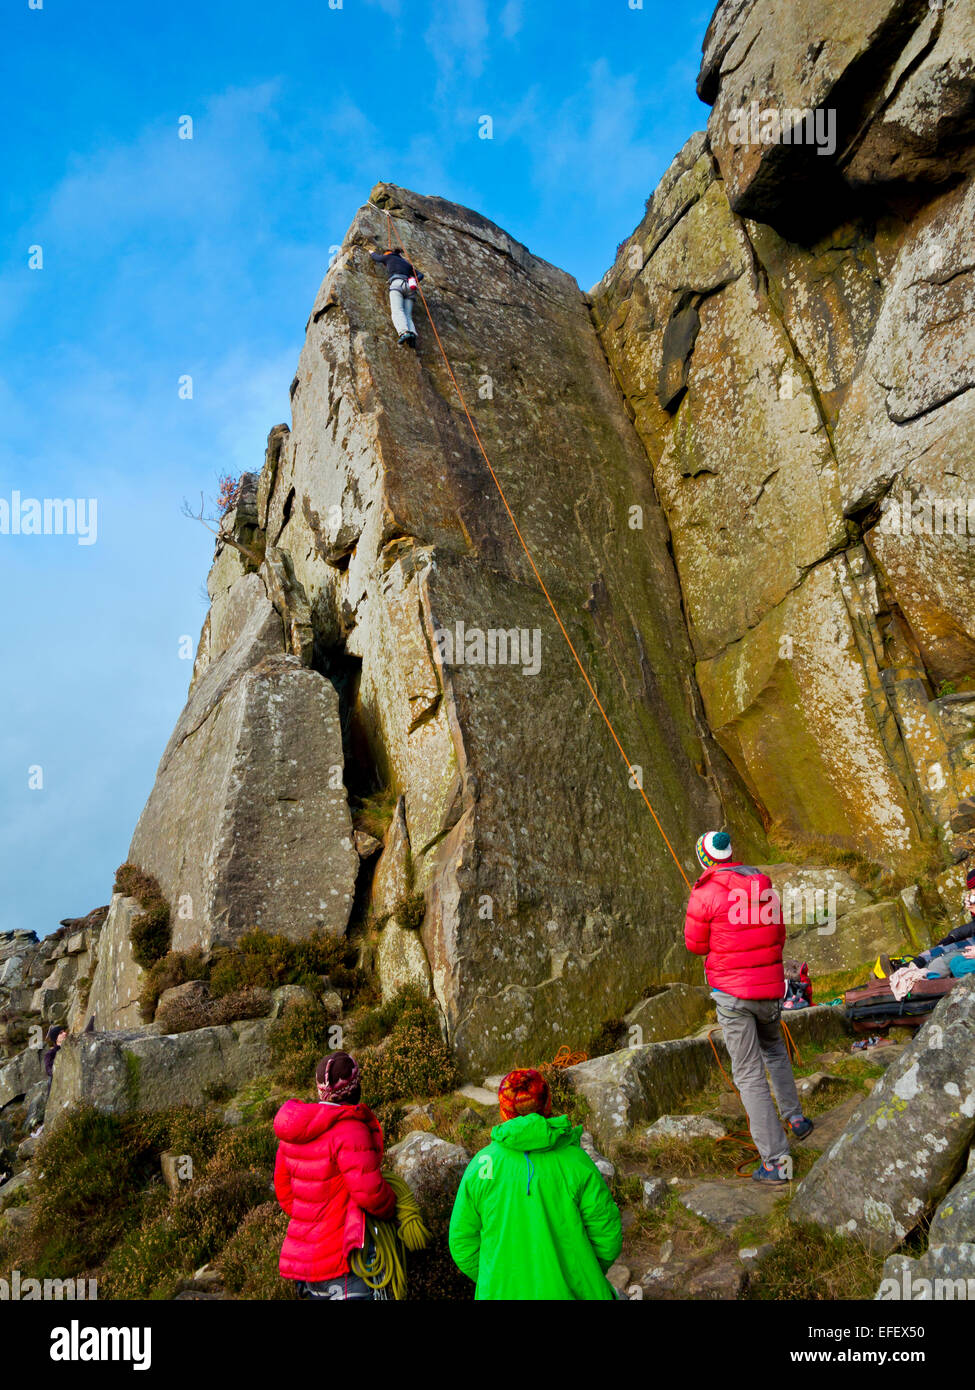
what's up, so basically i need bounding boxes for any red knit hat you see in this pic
[497,1068,553,1122]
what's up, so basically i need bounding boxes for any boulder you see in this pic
[564,1005,848,1149]
[580,1131,615,1183]
[160,1151,193,1197]
[787,900,912,975]
[0,1047,44,1109]
[686,1255,748,1300]
[321,990,343,1021]
[386,1131,470,1230]
[455,1085,498,1109]
[0,1170,31,1210]
[45,1021,273,1125]
[928,1146,975,1247]
[878,1245,975,1301]
[795,1072,843,1099]
[791,978,975,1252]
[624,983,713,1045]
[645,1114,728,1142]
[157,980,210,1014]
[269,985,316,1020]
[0,1203,31,1237]
[641,1177,669,1211]
[680,1180,781,1233]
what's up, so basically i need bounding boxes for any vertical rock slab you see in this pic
[791,977,975,1253]
[129,595,358,950]
[85,895,147,1031]
[262,182,736,1075]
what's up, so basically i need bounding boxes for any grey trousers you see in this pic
[712,989,802,1165]
[388,277,418,338]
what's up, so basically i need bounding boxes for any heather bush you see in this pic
[155,986,271,1034]
[139,949,209,1022]
[209,930,363,1003]
[114,862,171,969]
[204,1120,277,1184]
[218,1201,296,1299]
[269,998,334,1092]
[357,988,457,1106]
[26,1106,223,1277]
[101,1170,270,1299]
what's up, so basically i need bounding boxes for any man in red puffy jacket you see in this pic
[274,1051,397,1299]
[684,831,812,1183]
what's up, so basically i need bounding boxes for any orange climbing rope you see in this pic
[549,1044,588,1069]
[378,211,692,890]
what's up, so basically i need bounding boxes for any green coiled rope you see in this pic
[348,1172,431,1300]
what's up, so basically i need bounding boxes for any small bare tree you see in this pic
[181,475,263,567]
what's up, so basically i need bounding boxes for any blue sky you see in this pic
[1,0,713,939]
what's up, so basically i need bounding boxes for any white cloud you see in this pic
[500,0,524,39]
[424,0,490,93]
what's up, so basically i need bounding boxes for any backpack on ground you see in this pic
[843,976,956,1032]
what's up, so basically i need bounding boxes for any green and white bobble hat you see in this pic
[696,830,733,870]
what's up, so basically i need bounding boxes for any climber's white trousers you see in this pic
[388,277,418,338]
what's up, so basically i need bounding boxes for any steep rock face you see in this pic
[592,3,975,867]
[699,0,975,227]
[259,184,760,1075]
[128,587,358,953]
[78,0,975,1083]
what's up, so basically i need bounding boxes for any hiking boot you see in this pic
[752,1159,792,1184]
[787,1114,814,1140]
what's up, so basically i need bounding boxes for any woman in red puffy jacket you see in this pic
[274,1050,397,1300]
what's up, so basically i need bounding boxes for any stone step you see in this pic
[680,1178,783,1233]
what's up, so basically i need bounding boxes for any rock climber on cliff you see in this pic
[369,247,424,347]
[684,830,813,1183]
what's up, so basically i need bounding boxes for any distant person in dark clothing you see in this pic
[43,1025,67,1085]
[369,248,424,346]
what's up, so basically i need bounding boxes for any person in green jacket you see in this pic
[448,1067,622,1300]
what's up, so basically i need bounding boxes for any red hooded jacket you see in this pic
[684,863,786,1000]
[273,1099,397,1282]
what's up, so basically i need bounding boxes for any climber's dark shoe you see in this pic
[752,1160,792,1184]
[787,1114,814,1140]
[397,333,411,345]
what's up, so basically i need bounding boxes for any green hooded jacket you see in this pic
[447,1113,622,1300]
